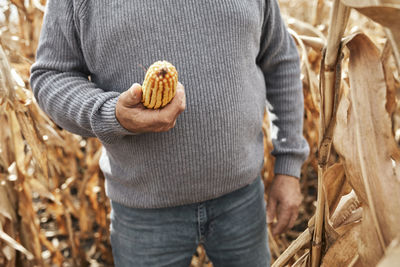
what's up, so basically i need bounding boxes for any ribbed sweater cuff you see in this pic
[274,154,304,179]
[92,96,135,144]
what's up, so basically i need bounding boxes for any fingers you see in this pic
[267,175,303,236]
[162,82,186,116]
[271,204,291,235]
[270,203,300,235]
[152,83,185,131]
[287,208,299,229]
[117,82,185,133]
[267,195,277,224]
[119,83,143,107]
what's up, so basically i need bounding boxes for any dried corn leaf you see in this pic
[290,28,321,112]
[322,162,351,216]
[381,41,397,115]
[333,32,400,265]
[342,0,400,69]
[0,184,16,222]
[15,109,49,179]
[0,116,12,168]
[377,239,400,267]
[330,190,360,228]
[18,182,44,264]
[0,228,33,260]
[341,0,400,28]
[38,232,64,266]
[271,229,312,267]
[9,111,26,176]
[28,178,56,202]
[0,47,14,104]
[292,252,309,267]
[286,17,326,40]
[321,222,361,267]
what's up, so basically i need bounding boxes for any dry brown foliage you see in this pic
[268,0,400,266]
[0,0,399,266]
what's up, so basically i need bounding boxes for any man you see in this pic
[30,0,309,266]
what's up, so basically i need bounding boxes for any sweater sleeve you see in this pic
[30,0,134,144]
[256,0,310,178]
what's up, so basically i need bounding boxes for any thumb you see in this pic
[267,195,277,224]
[120,83,143,107]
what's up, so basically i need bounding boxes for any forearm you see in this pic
[30,68,131,143]
[266,66,309,178]
[258,0,310,178]
[30,0,132,144]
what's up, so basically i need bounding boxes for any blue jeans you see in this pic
[110,176,270,267]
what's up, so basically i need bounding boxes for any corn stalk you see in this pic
[0,45,45,266]
[311,1,350,266]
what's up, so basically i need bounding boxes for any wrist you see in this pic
[92,96,136,144]
[274,174,299,180]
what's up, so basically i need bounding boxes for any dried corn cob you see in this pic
[142,61,178,109]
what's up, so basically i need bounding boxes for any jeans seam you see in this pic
[197,203,207,243]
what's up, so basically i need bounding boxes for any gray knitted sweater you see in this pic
[30,0,310,208]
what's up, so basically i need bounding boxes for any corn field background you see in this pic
[0,0,399,266]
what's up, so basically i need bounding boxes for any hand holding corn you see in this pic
[115,81,186,134]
